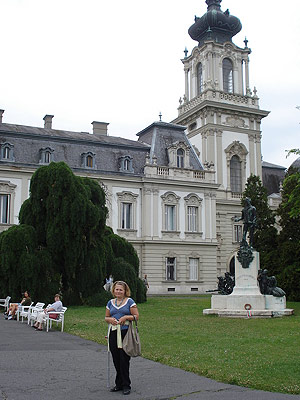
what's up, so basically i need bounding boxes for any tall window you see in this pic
[0,194,10,224]
[230,155,242,193]
[189,258,199,281]
[0,143,15,162]
[3,147,10,159]
[165,205,176,231]
[86,155,93,168]
[187,206,198,232]
[166,257,176,281]
[234,225,242,243]
[121,203,132,229]
[44,151,51,164]
[177,149,184,168]
[40,147,54,164]
[197,63,203,94]
[223,58,234,93]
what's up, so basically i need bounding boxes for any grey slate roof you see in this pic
[0,122,150,176]
[137,121,203,170]
[0,120,204,175]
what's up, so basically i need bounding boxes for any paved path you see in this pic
[0,316,299,400]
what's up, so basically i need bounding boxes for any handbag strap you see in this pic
[132,315,138,330]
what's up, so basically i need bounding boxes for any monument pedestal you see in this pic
[203,251,294,318]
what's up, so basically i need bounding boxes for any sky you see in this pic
[0,0,299,168]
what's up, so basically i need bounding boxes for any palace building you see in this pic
[0,0,274,294]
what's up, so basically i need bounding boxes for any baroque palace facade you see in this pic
[0,0,271,294]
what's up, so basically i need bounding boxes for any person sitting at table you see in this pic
[33,294,63,331]
[5,291,31,320]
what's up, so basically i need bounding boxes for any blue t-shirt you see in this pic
[106,298,136,330]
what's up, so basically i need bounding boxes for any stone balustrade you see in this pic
[144,164,215,182]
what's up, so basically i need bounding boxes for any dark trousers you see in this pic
[109,329,131,389]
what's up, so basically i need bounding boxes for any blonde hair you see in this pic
[111,281,131,297]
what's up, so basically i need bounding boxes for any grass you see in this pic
[63,297,300,395]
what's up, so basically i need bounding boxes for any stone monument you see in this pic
[203,198,294,317]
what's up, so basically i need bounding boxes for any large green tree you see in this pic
[276,169,300,300]
[0,162,146,305]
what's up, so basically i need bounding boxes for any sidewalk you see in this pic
[0,316,299,400]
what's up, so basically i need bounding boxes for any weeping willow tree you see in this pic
[0,162,146,305]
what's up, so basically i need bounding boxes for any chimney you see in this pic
[43,114,54,129]
[0,109,4,123]
[92,121,109,136]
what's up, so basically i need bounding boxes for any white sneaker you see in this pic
[7,315,13,320]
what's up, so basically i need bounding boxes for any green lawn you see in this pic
[64,297,300,395]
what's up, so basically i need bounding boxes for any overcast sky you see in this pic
[1,0,299,168]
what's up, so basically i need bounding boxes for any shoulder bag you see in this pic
[122,315,141,357]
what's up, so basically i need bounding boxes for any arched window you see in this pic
[86,155,93,168]
[223,58,234,93]
[177,149,184,168]
[39,147,54,164]
[44,151,51,164]
[230,155,242,193]
[197,63,203,94]
[119,155,134,173]
[0,143,15,162]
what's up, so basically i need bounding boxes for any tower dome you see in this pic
[188,0,242,47]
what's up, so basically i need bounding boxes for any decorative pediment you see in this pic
[161,191,180,204]
[225,141,248,159]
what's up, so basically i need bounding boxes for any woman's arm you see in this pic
[105,308,118,325]
[118,305,139,325]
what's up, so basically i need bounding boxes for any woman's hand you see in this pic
[110,317,119,326]
[118,316,129,325]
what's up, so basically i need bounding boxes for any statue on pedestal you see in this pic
[234,198,257,268]
[257,269,286,297]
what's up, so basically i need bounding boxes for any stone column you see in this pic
[245,58,250,94]
[255,133,262,178]
[248,134,255,175]
[216,130,223,185]
[184,68,189,101]
[143,187,152,239]
[207,129,215,166]
[152,188,159,238]
[201,130,207,164]
[204,192,212,239]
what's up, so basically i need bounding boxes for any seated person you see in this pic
[33,294,63,331]
[5,291,31,320]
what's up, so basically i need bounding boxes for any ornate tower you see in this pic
[172,0,269,197]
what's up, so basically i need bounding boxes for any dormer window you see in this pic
[177,149,184,168]
[119,156,134,173]
[0,143,15,162]
[81,152,96,169]
[39,147,54,164]
[167,142,190,169]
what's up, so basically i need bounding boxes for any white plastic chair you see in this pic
[0,296,11,312]
[28,302,45,325]
[46,307,68,332]
[16,302,34,322]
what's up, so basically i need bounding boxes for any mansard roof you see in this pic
[0,123,148,150]
[0,122,150,176]
[137,121,203,170]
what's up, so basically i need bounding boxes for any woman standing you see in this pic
[105,281,139,396]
